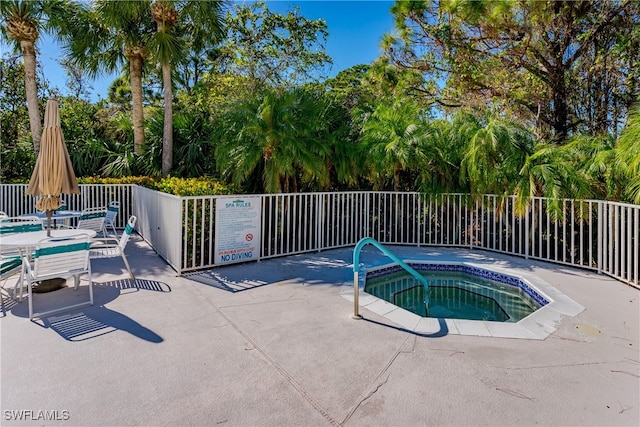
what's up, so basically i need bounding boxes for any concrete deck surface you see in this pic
[1,235,638,426]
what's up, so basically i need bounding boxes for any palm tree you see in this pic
[359,99,430,191]
[149,0,225,177]
[0,0,80,152]
[615,103,640,203]
[459,113,535,197]
[514,141,595,219]
[415,116,466,194]
[65,0,154,154]
[216,88,331,193]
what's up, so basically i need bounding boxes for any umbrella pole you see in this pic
[46,210,52,236]
[35,208,66,293]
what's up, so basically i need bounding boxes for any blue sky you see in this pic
[30,0,396,102]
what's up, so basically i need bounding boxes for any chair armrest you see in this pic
[22,255,33,276]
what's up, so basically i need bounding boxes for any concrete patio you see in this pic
[1,235,638,426]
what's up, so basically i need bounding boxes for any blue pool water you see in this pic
[364,269,543,322]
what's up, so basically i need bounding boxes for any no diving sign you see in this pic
[214,197,262,265]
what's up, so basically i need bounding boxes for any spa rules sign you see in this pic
[215,196,262,265]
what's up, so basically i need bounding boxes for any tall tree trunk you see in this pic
[21,40,41,153]
[161,61,173,176]
[129,54,145,155]
[394,163,402,192]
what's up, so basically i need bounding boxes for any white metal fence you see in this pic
[0,184,134,230]
[1,185,637,287]
[175,191,638,288]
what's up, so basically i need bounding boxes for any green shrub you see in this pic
[77,176,237,197]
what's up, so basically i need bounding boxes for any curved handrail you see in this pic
[352,237,429,319]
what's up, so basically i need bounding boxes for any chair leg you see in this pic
[28,279,33,320]
[16,263,26,302]
[120,252,135,280]
[88,268,93,306]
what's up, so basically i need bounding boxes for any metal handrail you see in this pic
[352,237,429,319]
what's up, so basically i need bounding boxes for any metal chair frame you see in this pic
[102,201,120,237]
[90,215,137,279]
[20,234,93,319]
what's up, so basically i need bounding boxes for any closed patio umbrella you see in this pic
[26,99,80,236]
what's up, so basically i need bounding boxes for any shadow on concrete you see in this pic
[97,278,172,294]
[362,316,449,338]
[183,270,270,293]
[180,246,575,295]
[6,279,167,342]
[0,291,19,317]
[182,251,353,292]
[40,307,164,342]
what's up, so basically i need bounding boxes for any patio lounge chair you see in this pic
[1,253,22,305]
[0,216,43,234]
[102,201,120,237]
[0,217,44,300]
[90,215,137,279]
[62,207,107,235]
[20,234,93,319]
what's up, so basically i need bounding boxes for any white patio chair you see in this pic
[64,207,107,235]
[35,198,67,214]
[0,216,43,235]
[102,201,120,237]
[20,234,93,319]
[1,253,22,306]
[0,216,44,299]
[90,215,137,279]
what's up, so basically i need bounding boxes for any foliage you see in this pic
[66,0,156,153]
[359,98,432,191]
[0,0,84,151]
[148,0,225,177]
[78,175,155,186]
[0,141,36,183]
[414,117,466,194]
[0,55,31,152]
[76,175,236,197]
[143,105,217,178]
[58,57,93,100]
[387,0,640,141]
[215,87,336,193]
[616,103,640,203]
[0,54,56,180]
[215,1,332,92]
[1,0,639,217]
[515,141,598,218]
[151,176,236,197]
[459,112,535,196]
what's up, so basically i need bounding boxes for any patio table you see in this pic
[1,228,96,249]
[20,210,83,229]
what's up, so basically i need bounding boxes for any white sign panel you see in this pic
[215,196,262,265]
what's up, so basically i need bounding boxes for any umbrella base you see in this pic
[32,278,67,293]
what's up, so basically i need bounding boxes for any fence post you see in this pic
[525,205,530,259]
[315,193,322,252]
[597,201,603,274]
[469,199,474,250]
